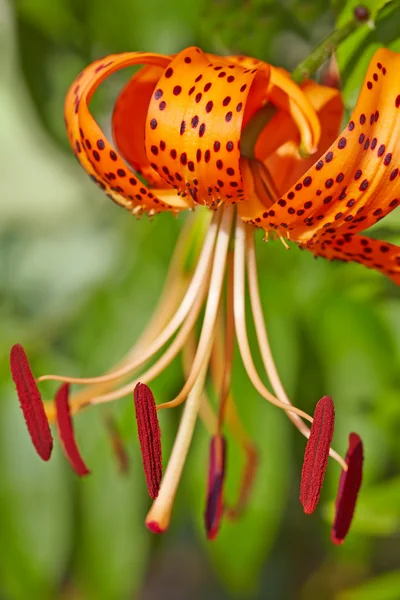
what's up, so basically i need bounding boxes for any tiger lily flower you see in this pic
[11,44,400,544]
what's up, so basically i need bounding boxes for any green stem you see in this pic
[292,16,365,84]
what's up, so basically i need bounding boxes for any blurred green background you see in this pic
[1,0,400,598]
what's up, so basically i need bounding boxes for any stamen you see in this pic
[44,262,192,421]
[55,383,90,476]
[217,253,235,431]
[249,159,280,208]
[145,361,208,532]
[182,333,218,435]
[205,434,227,540]
[133,383,162,499]
[300,396,335,514]
[157,205,235,410]
[10,344,53,461]
[43,222,191,422]
[331,433,363,544]
[89,274,208,405]
[233,216,313,422]
[246,229,347,471]
[37,210,221,387]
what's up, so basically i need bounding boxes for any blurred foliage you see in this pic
[1,0,400,598]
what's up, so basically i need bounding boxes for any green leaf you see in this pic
[74,406,150,600]
[0,382,73,600]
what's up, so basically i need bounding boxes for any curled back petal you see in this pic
[239,81,343,222]
[261,81,344,193]
[65,52,192,215]
[55,383,90,476]
[112,64,168,188]
[10,344,53,461]
[267,67,321,157]
[305,232,400,286]
[145,46,270,208]
[246,48,400,243]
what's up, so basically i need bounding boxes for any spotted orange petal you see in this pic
[112,64,167,188]
[305,232,400,285]
[231,60,322,157]
[65,52,191,214]
[245,48,400,246]
[145,46,270,208]
[239,81,343,222]
[262,80,344,194]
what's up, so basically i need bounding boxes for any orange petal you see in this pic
[239,81,343,221]
[245,48,400,244]
[305,233,400,285]
[266,67,321,157]
[262,81,343,194]
[112,64,168,188]
[144,46,270,208]
[65,52,191,214]
[231,59,321,157]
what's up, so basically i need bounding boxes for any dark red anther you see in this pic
[10,344,53,461]
[331,433,363,544]
[55,383,90,476]
[133,383,162,499]
[205,434,227,540]
[300,396,335,514]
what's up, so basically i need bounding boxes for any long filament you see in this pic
[245,224,346,470]
[233,214,313,422]
[145,360,208,531]
[38,210,221,386]
[89,276,209,405]
[157,205,234,410]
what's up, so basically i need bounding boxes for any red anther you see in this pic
[205,434,227,540]
[300,396,335,514]
[133,383,162,499]
[10,344,53,461]
[55,383,90,476]
[331,433,363,544]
